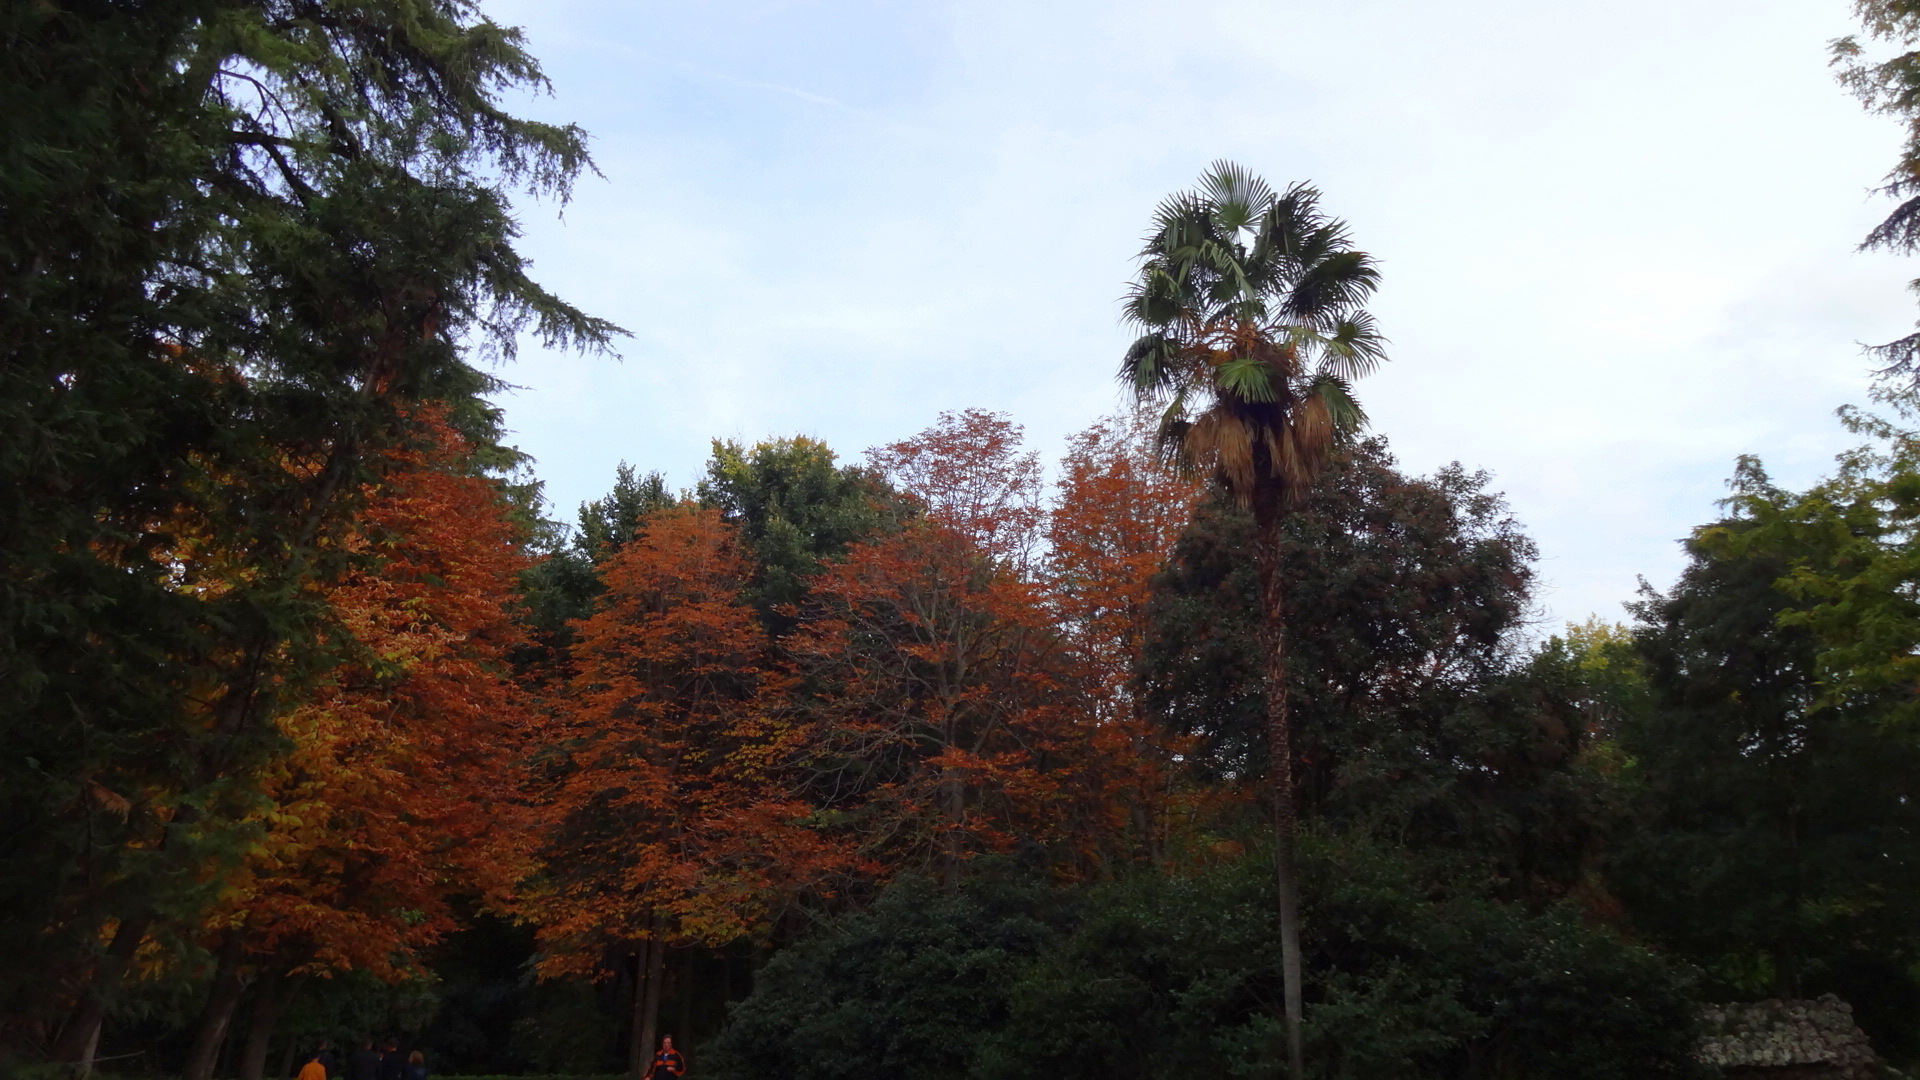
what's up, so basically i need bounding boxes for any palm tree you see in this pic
[1120,161,1386,1079]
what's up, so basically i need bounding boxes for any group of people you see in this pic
[298,1039,427,1080]
[294,1033,685,1079]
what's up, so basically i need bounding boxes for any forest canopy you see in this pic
[10,2,1920,1080]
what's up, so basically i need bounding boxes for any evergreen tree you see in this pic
[699,435,909,633]
[1615,438,1920,1056]
[1141,439,1605,892]
[1,0,616,1061]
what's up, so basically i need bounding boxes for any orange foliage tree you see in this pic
[528,506,846,1074]
[1045,411,1205,864]
[866,409,1044,572]
[186,415,537,1080]
[792,411,1118,882]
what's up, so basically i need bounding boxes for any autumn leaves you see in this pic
[533,408,1200,952]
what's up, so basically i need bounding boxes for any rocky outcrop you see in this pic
[1697,996,1884,1079]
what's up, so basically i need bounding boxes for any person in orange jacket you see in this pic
[643,1036,685,1080]
[298,1048,330,1080]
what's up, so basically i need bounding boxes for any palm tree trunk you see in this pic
[185,932,249,1080]
[1254,508,1304,1080]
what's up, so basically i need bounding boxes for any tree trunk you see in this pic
[627,934,666,1078]
[78,1019,101,1079]
[237,967,306,1080]
[185,933,250,1080]
[1254,508,1305,1080]
[52,912,153,1066]
[277,1034,299,1080]
[941,768,965,890]
[640,938,666,1074]
[674,952,692,1062]
[626,949,645,1077]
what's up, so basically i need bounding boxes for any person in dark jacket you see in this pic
[346,1040,380,1080]
[377,1040,405,1080]
[403,1050,428,1080]
[315,1040,340,1080]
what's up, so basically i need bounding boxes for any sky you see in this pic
[482,0,1918,628]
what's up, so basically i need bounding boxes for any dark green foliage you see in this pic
[1613,457,1920,1058]
[578,464,675,561]
[508,982,621,1076]
[697,436,910,633]
[514,545,605,681]
[516,438,903,674]
[706,869,1065,1080]
[1,0,614,1050]
[513,465,672,680]
[1142,439,1608,892]
[431,1075,624,1080]
[1145,440,1535,783]
[275,973,442,1056]
[709,844,1698,1080]
[993,838,1699,1080]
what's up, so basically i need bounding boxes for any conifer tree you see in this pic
[1,0,616,1060]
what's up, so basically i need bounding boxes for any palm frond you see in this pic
[1262,183,1326,261]
[1201,159,1276,234]
[1123,266,1189,328]
[1214,355,1280,403]
[1284,248,1380,324]
[1145,192,1217,259]
[1120,332,1178,395]
[1317,312,1388,380]
[1189,408,1257,497]
[1267,423,1312,493]
[1156,387,1195,471]
[1307,372,1368,435]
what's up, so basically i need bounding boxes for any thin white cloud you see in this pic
[485,0,1913,628]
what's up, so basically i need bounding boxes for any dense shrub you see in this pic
[709,839,1702,1080]
[986,836,1701,1080]
[706,867,1068,1080]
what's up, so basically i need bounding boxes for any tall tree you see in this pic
[1142,440,1610,897]
[1615,428,1920,1055]
[182,413,538,1080]
[790,521,1098,885]
[1119,161,1386,1077]
[530,507,844,1075]
[794,414,1106,883]
[1,0,616,1060]
[1045,411,1204,864]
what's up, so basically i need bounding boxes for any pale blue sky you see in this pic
[485,0,1915,626]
